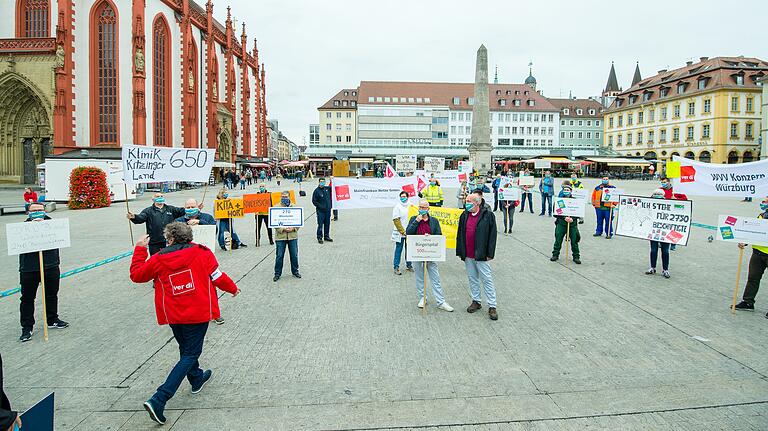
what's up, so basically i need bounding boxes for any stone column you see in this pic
[470,44,492,172]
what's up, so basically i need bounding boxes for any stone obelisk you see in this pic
[469,44,492,173]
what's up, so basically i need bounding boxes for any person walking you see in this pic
[273,192,301,282]
[423,179,444,207]
[129,223,240,425]
[492,174,502,211]
[128,192,187,255]
[254,183,274,246]
[18,203,69,342]
[405,199,453,312]
[457,180,470,209]
[175,199,215,226]
[734,196,768,315]
[591,176,616,238]
[457,193,498,320]
[214,189,247,251]
[392,191,414,275]
[550,183,581,264]
[538,170,554,216]
[1,353,22,431]
[645,188,672,278]
[312,177,333,243]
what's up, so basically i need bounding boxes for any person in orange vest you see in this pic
[591,176,616,238]
[733,196,768,317]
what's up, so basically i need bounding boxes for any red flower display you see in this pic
[68,166,112,209]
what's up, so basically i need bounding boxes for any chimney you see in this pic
[658,69,667,74]
[699,56,709,62]
[686,61,693,66]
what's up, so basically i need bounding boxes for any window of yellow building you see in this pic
[637,132,643,144]
[672,127,680,142]
[686,126,694,141]
[648,109,655,122]
[746,97,754,112]
[703,99,711,114]
[661,107,667,120]
[673,105,680,118]
[730,122,739,138]
[627,114,633,126]
[702,124,710,139]
[731,96,739,112]
[648,130,655,142]
[617,135,622,145]
[746,122,754,139]
[687,102,695,116]
[618,115,623,127]
[660,129,667,142]
[609,117,614,128]
[627,133,632,145]
[638,111,644,124]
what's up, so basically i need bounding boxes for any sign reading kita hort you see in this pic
[616,195,693,246]
[717,215,768,247]
[214,198,244,219]
[122,144,215,183]
[670,156,768,197]
[406,235,447,262]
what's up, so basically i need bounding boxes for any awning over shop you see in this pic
[349,157,374,163]
[213,161,235,168]
[522,157,575,164]
[308,157,334,162]
[586,157,651,167]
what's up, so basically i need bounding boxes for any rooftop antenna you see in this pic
[494,65,498,84]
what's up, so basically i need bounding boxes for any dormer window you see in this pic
[734,74,745,85]
[467,97,475,105]
[616,99,623,108]
[351,101,356,107]
[333,100,340,106]
[629,95,637,104]
[513,99,521,106]
[697,77,708,90]
[351,91,357,96]
[506,90,511,95]
[344,91,349,96]
[589,109,595,115]
[659,88,669,98]
[677,82,687,94]
[576,109,583,115]
[515,90,520,95]
[452,97,460,105]
[496,90,501,95]
[527,99,535,107]
[643,91,652,102]
[499,99,506,106]
[524,90,529,96]
[563,108,570,115]
[342,100,348,107]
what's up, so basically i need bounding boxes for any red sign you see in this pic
[665,230,684,243]
[458,173,467,182]
[402,183,416,197]
[724,216,738,226]
[169,270,195,296]
[335,184,351,201]
[680,166,696,183]
[416,177,426,192]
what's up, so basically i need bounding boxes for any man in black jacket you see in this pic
[312,178,333,244]
[1,354,21,431]
[127,193,186,255]
[19,203,69,342]
[456,194,499,320]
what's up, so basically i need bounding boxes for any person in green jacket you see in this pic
[550,183,581,264]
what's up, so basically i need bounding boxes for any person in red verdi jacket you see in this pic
[129,222,240,425]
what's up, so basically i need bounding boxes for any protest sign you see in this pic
[214,198,244,218]
[121,144,214,184]
[498,185,520,201]
[671,155,768,197]
[571,188,589,201]
[415,170,461,188]
[534,159,552,169]
[270,190,296,206]
[615,195,693,245]
[518,175,535,187]
[407,205,461,248]
[601,188,625,203]
[242,193,272,214]
[190,225,217,252]
[20,392,54,431]
[396,155,417,173]
[424,156,445,172]
[332,177,418,210]
[268,207,304,228]
[552,197,585,218]
[406,235,446,262]
[717,215,768,247]
[458,161,473,174]
[6,218,71,255]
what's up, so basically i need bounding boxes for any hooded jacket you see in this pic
[130,243,237,325]
[456,206,497,261]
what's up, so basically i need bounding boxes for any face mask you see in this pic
[601,180,608,185]
[154,197,166,204]
[185,208,199,218]
[652,194,665,199]
[464,203,474,211]
[259,187,266,192]
[571,177,577,181]
[400,197,408,203]
[760,203,768,211]
[562,191,572,197]
[319,182,326,187]
[281,198,291,206]
[29,211,46,220]
[430,181,436,186]
[418,209,429,216]
[468,182,475,189]
[223,193,229,199]
[662,183,671,189]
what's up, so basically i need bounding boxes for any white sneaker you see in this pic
[438,302,454,312]
[417,298,426,309]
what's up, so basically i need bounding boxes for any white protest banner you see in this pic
[498,185,520,201]
[534,159,552,169]
[458,161,473,174]
[424,156,445,173]
[552,197,585,218]
[518,175,535,187]
[601,188,625,203]
[396,155,417,173]
[571,188,590,201]
[406,235,446,262]
[717,215,768,247]
[615,195,693,245]
[190,225,217,253]
[122,144,215,184]
[6,218,71,255]
[415,170,461,188]
[268,207,305,228]
[671,155,768,197]
[332,177,418,210]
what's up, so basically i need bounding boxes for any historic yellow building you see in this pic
[318,88,358,146]
[604,57,767,164]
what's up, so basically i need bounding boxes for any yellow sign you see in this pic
[214,198,244,219]
[666,161,681,178]
[270,190,296,206]
[407,205,462,249]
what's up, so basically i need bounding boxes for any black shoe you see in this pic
[19,328,32,342]
[333,218,338,221]
[293,272,302,278]
[239,243,248,248]
[592,233,601,237]
[48,319,69,329]
[269,241,274,245]
[324,238,334,242]
[488,307,498,321]
[221,246,228,251]
[318,238,323,244]
[550,255,558,261]
[191,370,213,394]
[143,399,166,425]
[538,213,545,216]
[605,235,612,239]
[734,301,754,311]
[273,276,280,282]
[573,257,581,264]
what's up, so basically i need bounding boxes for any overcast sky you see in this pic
[216,0,767,148]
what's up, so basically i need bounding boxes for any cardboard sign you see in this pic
[268,207,304,228]
[415,170,461,188]
[6,218,71,255]
[190,225,217,252]
[424,156,445,173]
[332,177,418,210]
[406,235,447,262]
[242,193,272,214]
[716,215,768,247]
[671,155,768,197]
[396,154,417,173]
[458,161,473,173]
[552,197,585,218]
[20,392,54,431]
[498,186,520,201]
[534,159,552,169]
[270,190,296,206]
[615,195,693,245]
[518,175,535,187]
[214,198,244,219]
[122,144,214,184]
[571,188,590,201]
[406,205,461,249]
[601,188,625,203]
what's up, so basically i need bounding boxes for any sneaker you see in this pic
[292,272,302,279]
[238,243,248,248]
[605,235,612,239]
[573,257,581,265]
[273,275,280,282]
[438,302,454,312]
[466,300,482,313]
[143,399,166,425]
[317,238,324,244]
[550,255,558,262]
[213,317,225,325]
[48,319,69,329]
[19,328,32,342]
[417,298,426,309]
[488,307,498,321]
[662,270,671,279]
[324,238,334,242]
[645,268,656,275]
[191,369,213,394]
[394,267,402,275]
[592,233,602,237]
[734,301,754,311]
[220,246,228,251]
[405,266,414,272]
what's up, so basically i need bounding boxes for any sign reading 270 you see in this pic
[121,144,215,184]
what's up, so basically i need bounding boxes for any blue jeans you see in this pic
[393,237,412,269]
[650,240,670,270]
[595,208,613,236]
[316,210,331,239]
[465,258,497,307]
[274,239,299,276]
[151,322,209,408]
[414,261,445,305]
[540,194,552,215]
[218,219,241,248]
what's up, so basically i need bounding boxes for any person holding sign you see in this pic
[273,192,302,282]
[538,170,554,217]
[175,199,215,226]
[591,177,616,238]
[734,196,768,313]
[18,203,69,342]
[457,194,498,320]
[128,193,187,255]
[492,174,502,212]
[215,189,247,251]
[312,178,333,244]
[129,223,240,425]
[645,189,672,278]
[569,173,585,225]
[255,183,274,246]
[392,191,414,275]
[405,199,453,312]
[550,183,581,264]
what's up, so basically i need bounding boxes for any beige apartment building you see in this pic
[318,89,358,147]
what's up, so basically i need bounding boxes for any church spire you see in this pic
[604,61,620,94]
[631,62,642,87]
